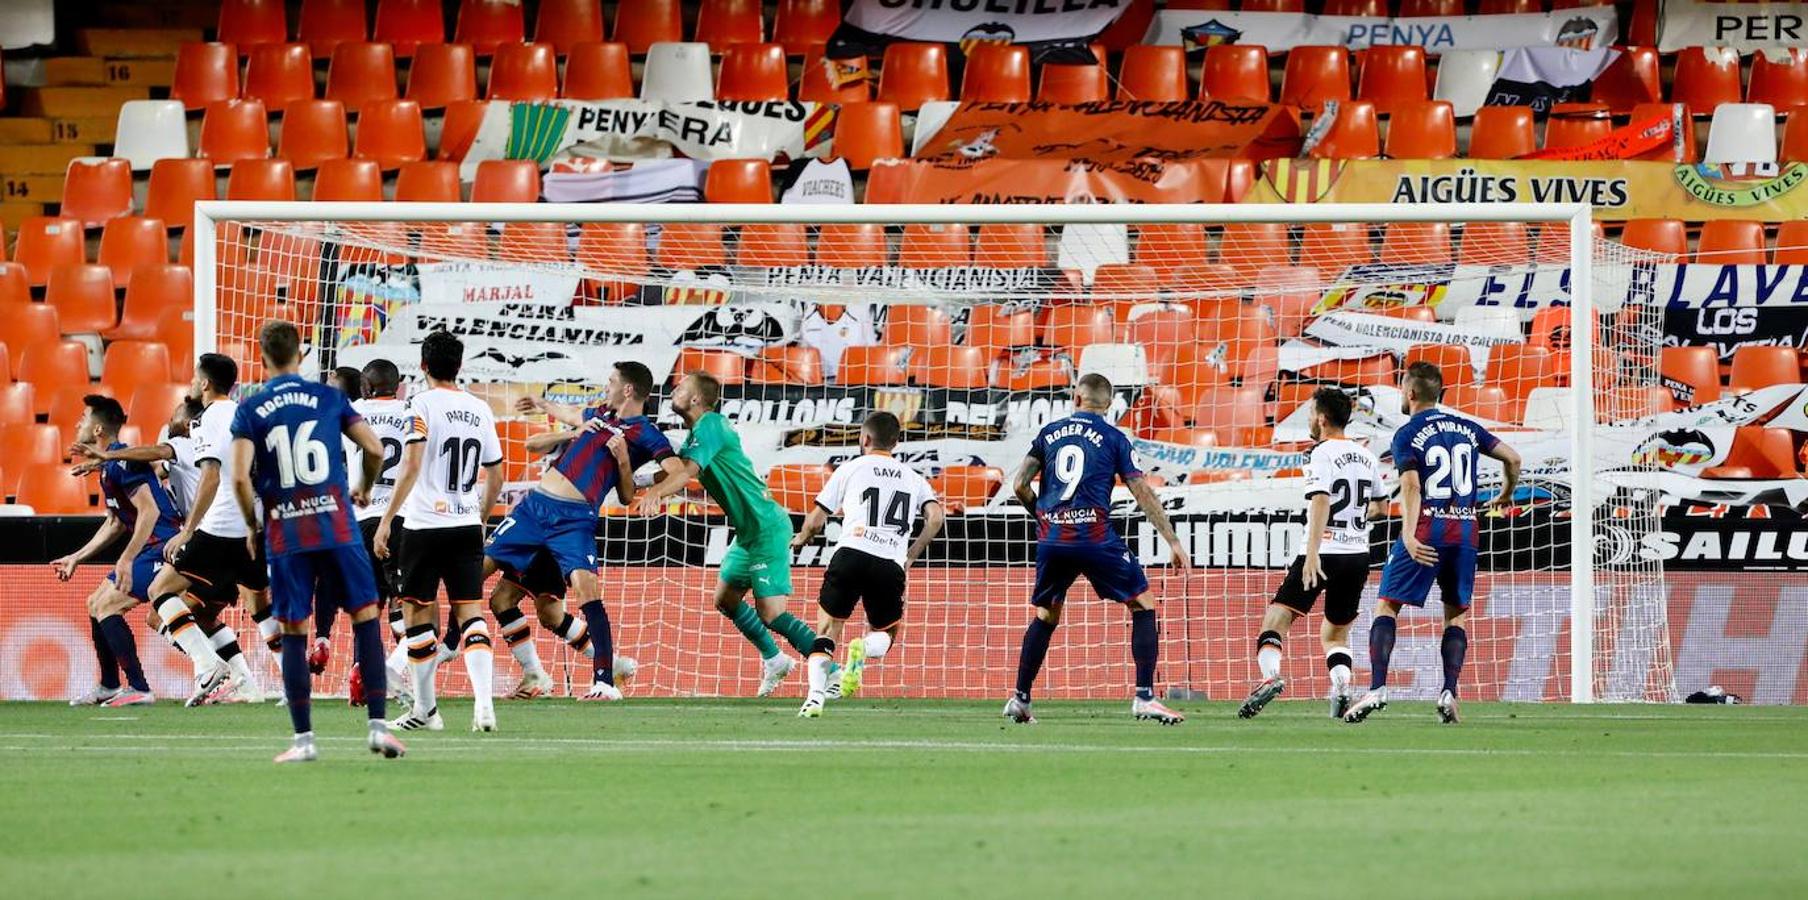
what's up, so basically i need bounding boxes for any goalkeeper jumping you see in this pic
[635,372,822,696]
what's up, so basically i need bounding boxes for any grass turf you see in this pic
[3,699,1804,899]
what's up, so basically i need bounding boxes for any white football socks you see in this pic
[863,630,893,660]
[463,620,494,716]
[155,597,226,669]
[806,653,831,701]
[1257,645,1283,681]
[1327,645,1353,693]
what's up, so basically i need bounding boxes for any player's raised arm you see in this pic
[905,499,945,568]
[635,455,701,515]
[525,427,581,454]
[1125,475,1191,571]
[1485,439,1522,509]
[516,394,586,428]
[72,442,176,465]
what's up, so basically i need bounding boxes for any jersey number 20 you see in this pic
[1424,444,1474,500]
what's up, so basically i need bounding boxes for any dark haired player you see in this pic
[1238,388,1381,720]
[56,395,184,707]
[306,366,367,675]
[377,330,505,732]
[489,360,685,701]
[635,372,823,697]
[346,358,413,705]
[1344,362,1522,725]
[1005,374,1192,725]
[228,320,404,762]
[790,411,945,718]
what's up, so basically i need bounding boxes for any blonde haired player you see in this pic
[790,412,945,718]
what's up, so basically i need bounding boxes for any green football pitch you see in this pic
[3,699,1804,899]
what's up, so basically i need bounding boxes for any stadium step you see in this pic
[17,85,150,117]
[36,57,172,89]
[0,115,121,148]
[0,203,47,230]
[0,174,65,205]
[76,28,201,58]
[0,143,100,175]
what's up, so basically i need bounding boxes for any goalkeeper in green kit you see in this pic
[636,372,822,696]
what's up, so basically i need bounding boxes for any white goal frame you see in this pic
[193,200,1603,703]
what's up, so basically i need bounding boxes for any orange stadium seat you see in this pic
[472,159,540,202]
[1218,222,1293,279]
[695,0,766,47]
[575,222,649,293]
[815,224,888,268]
[1483,0,1541,10]
[885,305,953,349]
[93,217,166,290]
[375,0,445,56]
[47,264,117,334]
[961,44,1030,103]
[0,383,31,425]
[1782,109,1808,162]
[1243,0,1305,8]
[154,308,196,379]
[1443,384,1514,422]
[497,222,569,264]
[774,0,840,55]
[1299,223,1373,273]
[61,158,133,228]
[1117,44,1188,101]
[831,102,903,169]
[1200,44,1269,102]
[1092,264,1160,311]
[127,382,190,432]
[735,223,808,267]
[613,0,684,53]
[1469,105,1536,159]
[750,346,823,385]
[227,158,296,200]
[916,345,991,389]
[717,43,789,101]
[1619,218,1688,261]
[243,43,316,108]
[1775,220,1808,264]
[279,99,350,168]
[43,384,107,436]
[994,356,1069,391]
[487,42,559,101]
[0,263,26,306]
[1132,225,1207,274]
[1401,0,1460,14]
[455,0,526,54]
[1606,385,1674,420]
[1630,102,1696,162]
[1544,103,1613,150]
[0,305,62,378]
[407,43,479,107]
[1697,220,1768,264]
[767,464,830,514]
[101,341,174,402]
[1728,346,1801,393]
[199,99,272,164]
[13,218,85,286]
[325,42,399,112]
[355,99,428,169]
[1307,99,1379,159]
[898,225,971,269]
[20,342,92,404]
[145,159,215,229]
[1592,47,1663,114]
[837,345,911,386]
[1486,345,1560,403]
[172,42,241,110]
[313,158,384,201]
[1357,45,1428,114]
[535,0,606,54]
[931,466,1003,511]
[219,0,288,50]
[1042,305,1116,352]
[1406,344,1474,388]
[878,43,950,110]
[564,42,634,99]
[1749,48,1808,109]
[654,223,726,270]
[438,99,487,159]
[395,160,461,200]
[1460,222,1532,266]
[110,266,192,342]
[1039,61,1108,104]
[965,305,1035,356]
[1280,46,1350,112]
[1672,46,1744,112]
[16,465,95,513]
[1381,222,1453,265]
[299,0,368,57]
[1703,427,1798,479]
[1,423,63,470]
[1385,101,1456,159]
[674,348,745,384]
[1187,385,1266,444]
[799,51,872,103]
[974,224,1046,269]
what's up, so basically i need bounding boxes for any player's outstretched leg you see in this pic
[716,582,791,696]
[351,611,405,758]
[1438,609,1467,724]
[96,608,154,706]
[576,598,624,701]
[1129,606,1183,725]
[152,591,229,705]
[1325,639,1355,720]
[800,635,834,718]
[275,631,318,763]
[841,627,896,699]
[1239,601,1299,719]
[460,611,497,731]
[73,613,123,706]
[391,605,444,731]
[1005,605,1059,724]
[1344,609,1397,724]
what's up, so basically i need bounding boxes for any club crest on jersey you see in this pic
[959,24,1015,56]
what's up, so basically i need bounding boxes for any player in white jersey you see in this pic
[789,412,945,718]
[337,359,417,705]
[376,331,505,732]
[1238,388,1383,720]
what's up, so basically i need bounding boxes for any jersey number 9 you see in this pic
[1051,444,1086,502]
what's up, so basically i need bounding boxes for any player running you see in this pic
[789,412,944,718]
[57,395,185,706]
[376,331,505,733]
[634,372,822,697]
[1344,362,1521,725]
[227,320,404,762]
[1238,388,1381,720]
[488,361,683,702]
[1004,374,1192,725]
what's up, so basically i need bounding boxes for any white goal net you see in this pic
[194,201,1675,704]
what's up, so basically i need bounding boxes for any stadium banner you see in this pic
[866,157,1247,203]
[1662,306,1808,362]
[1308,262,1808,322]
[1142,4,1617,53]
[1482,46,1620,114]
[728,264,1063,298]
[1516,106,1682,161]
[1299,310,1522,371]
[912,100,1302,162]
[1656,0,1808,53]
[540,157,708,204]
[460,99,825,175]
[826,0,1132,62]
[1245,159,1808,221]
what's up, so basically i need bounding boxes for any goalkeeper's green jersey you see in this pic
[680,411,790,542]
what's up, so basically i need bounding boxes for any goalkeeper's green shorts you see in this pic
[720,533,794,600]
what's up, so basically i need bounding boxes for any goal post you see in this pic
[192,199,1672,704]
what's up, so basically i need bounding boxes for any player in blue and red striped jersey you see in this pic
[228,320,405,763]
[1005,374,1192,726]
[1345,361,1521,726]
[485,360,688,701]
[56,395,185,707]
